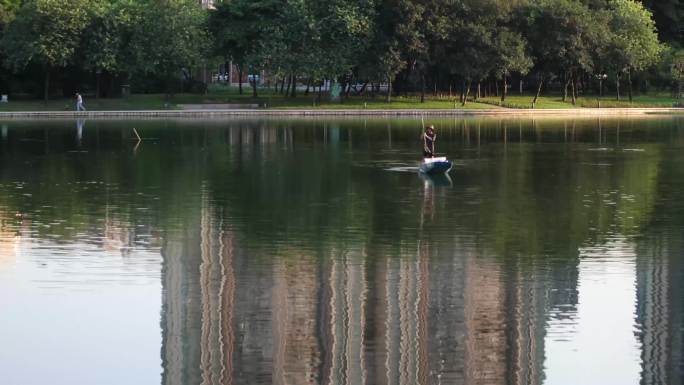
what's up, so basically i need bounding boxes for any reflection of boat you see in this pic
[419,157,452,175]
[419,172,453,187]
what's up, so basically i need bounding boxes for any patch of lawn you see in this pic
[0,94,181,111]
[574,95,681,108]
[478,93,681,109]
[0,86,679,112]
[477,95,574,109]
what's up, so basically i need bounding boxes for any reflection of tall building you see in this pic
[272,252,321,385]
[464,252,506,385]
[231,263,274,385]
[637,234,684,385]
[426,241,468,385]
[161,191,238,385]
[103,218,133,256]
[199,197,235,385]
[373,244,430,385]
[319,250,368,385]
[503,265,546,385]
[159,200,553,385]
[161,216,203,385]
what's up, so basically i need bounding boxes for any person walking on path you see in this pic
[75,93,86,111]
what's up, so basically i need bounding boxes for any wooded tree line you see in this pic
[0,0,208,101]
[0,0,682,103]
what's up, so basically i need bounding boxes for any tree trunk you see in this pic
[237,66,243,95]
[304,78,311,95]
[285,75,291,96]
[616,72,621,101]
[356,81,368,96]
[571,71,577,105]
[462,79,472,106]
[109,74,115,98]
[519,79,523,95]
[495,79,499,97]
[627,69,632,103]
[563,72,570,102]
[203,62,208,95]
[501,74,507,102]
[224,60,230,84]
[95,71,101,100]
[476,81,481,100]
[43,67,50,105]
[420,71,426,103]
[290,74,296,98]
[386,75,392,103]
[532,76,543,108]
[251,78,257,98]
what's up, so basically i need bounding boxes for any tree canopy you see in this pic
[0,0,678,101]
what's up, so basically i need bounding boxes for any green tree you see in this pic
[310,0,376,100]
[210,0,280,97]
[129,0,209,96]
[606,0,663,101]
[527,0,606,104]
[493,29,532,102]
[0,0,20,26]
[2,0,90,103]
[265,0,317,98]
[79,0,123,98]
[669,48,684,98]
[0,0,21,92]
[364,0,422,102]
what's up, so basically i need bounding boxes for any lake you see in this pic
[0,116,683,385]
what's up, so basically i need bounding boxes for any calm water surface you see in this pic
[0,116,683,385]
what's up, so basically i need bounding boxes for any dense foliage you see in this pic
[0,0,679,101]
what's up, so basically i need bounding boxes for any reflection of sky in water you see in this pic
[0,237,162,385]
[545,238,640,385]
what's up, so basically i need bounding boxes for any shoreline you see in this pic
[0,107,682,119]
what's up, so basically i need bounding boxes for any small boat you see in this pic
[419,157,452,175]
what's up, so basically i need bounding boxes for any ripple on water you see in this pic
[386,166,420,173]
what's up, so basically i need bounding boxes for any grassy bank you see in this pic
[0,85,680,111]
[478,94,682,109]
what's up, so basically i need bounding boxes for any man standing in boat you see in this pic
[423,125,436,158]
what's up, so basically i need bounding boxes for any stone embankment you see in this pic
[0,108,681,119]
